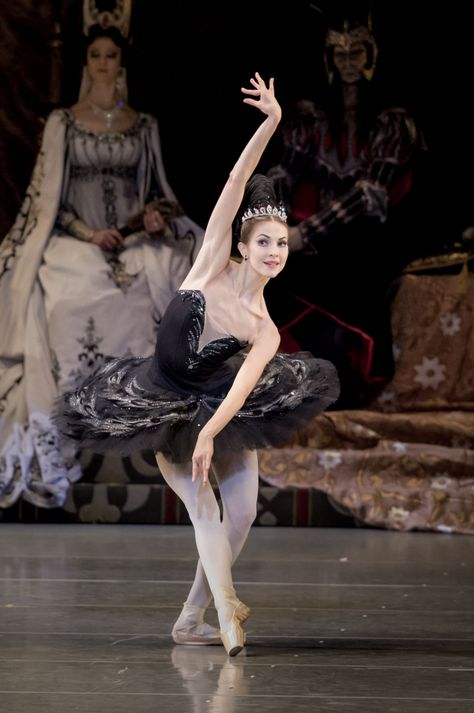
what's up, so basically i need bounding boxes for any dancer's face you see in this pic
[333,42,367,83]
[87,37,122,85]
[240,220,289,278]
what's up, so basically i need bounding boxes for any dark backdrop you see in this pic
[0,0,472,243]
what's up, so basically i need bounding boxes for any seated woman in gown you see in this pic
[0,23,203,509]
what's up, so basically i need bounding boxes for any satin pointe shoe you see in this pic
[220,610,245,657]
[172,600,250,646]
[172,621,222,646]
[217,591,246,657]
[171,602,222,646]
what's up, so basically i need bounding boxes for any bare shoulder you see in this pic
[255,315,280,347]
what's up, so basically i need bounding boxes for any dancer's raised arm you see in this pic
[180,73,281,289]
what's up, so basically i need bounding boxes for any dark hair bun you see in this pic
[244,174,278,210]
[83,23,128,64]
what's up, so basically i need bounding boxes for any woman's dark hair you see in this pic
[83,23,128,65]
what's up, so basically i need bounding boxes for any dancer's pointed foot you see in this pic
[220,612,245,657]
[216,588,247,657]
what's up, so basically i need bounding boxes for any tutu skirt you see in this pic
[55,290,340,462]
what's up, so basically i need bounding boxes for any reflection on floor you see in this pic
[0,525,473,712]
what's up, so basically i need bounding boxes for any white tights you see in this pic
[155,449,258,627]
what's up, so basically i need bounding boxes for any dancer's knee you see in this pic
[225,501,257,533]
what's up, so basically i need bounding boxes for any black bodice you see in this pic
[149,290,246,396]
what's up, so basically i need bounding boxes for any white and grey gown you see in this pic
[0,109,203,507]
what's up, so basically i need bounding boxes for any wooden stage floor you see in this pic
[0,524,473,712]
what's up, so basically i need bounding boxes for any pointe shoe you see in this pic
[217,590,247,657]
[171,600,250,646]
[220,613,245,657]
[173,618,247,647]
[172,620,222,646]
[171,602,221,646]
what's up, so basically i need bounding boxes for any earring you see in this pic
[115,67,127,103]
[244,255,248,261]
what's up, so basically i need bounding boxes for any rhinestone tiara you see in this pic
[241,204,287,224]
[326,25,373,49]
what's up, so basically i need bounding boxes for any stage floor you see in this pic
[0,524,473,712]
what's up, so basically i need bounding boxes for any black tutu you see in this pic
[55,290,339,462]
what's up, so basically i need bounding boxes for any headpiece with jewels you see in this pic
[241,204,287,224]
[83,0,132,35]
[79,0,132,103]
[310,3,379,83]
[326,22,374,52]
[325,17,378,82]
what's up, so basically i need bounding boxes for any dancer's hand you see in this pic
[241,72,281,122]
[192,431,214,484]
